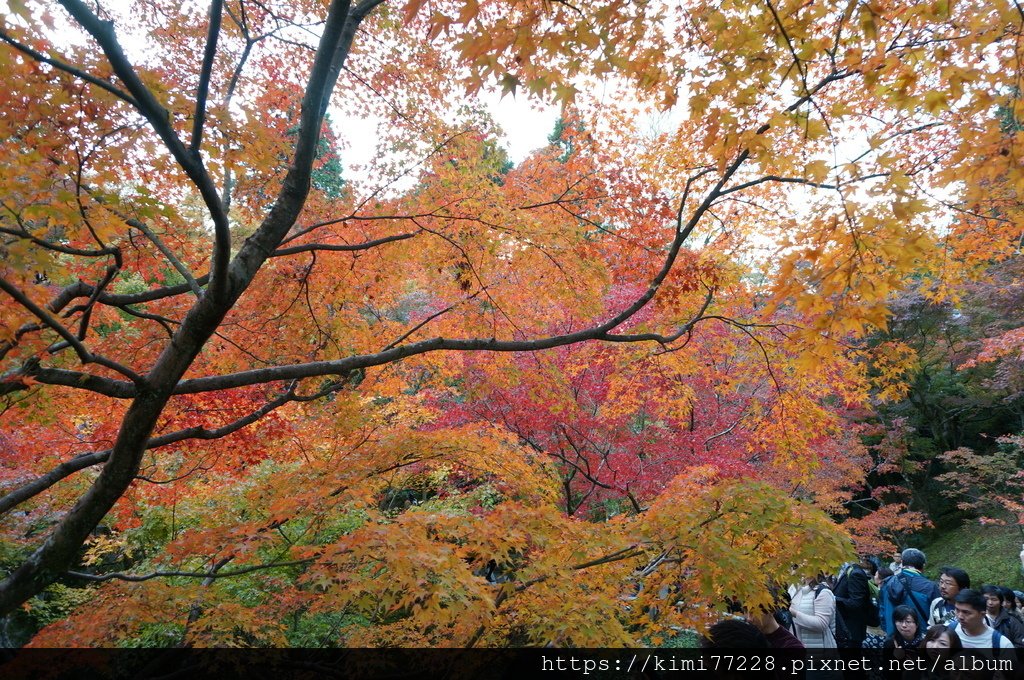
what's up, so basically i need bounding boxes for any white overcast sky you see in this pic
[481,93,561,164]
[336,89,560,175]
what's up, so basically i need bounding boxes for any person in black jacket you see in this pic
[982,584,1024,647]
[834,560,872,646]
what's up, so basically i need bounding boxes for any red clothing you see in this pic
[765,625,805,649]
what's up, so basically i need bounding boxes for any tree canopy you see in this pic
[1,0,1022,646]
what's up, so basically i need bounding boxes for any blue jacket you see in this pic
[878,567,940,636]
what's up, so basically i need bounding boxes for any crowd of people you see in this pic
[700,548,1024,676]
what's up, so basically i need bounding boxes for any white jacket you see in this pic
[790,583,837,648]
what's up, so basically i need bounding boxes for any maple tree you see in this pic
[431,294,871,517]
[853,254,1024,538]
[0,0,1023,646]
[943,266,1024,528]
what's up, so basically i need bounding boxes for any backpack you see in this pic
[815,584,855,648]
[890,572,932,626]
[865,594,881,628]
[947,621,1004,648]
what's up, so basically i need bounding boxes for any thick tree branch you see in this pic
[2,365,136,398]
[602,285,716,344]
[0,451,108,518]
[190,0,224,155]
[350,0,390,20]
[0,224,119,258]
[226,0,353,289]
[44,276,211,313]
[57,0,232,299]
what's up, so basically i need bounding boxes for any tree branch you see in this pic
[350,0,389,20]
[66,559,312,583]
[0,381,334,516]
[0,29,138,107]
[0,451,109,517]
[0,275,143,383]
[381,287,489,351]
[126,218,203,297]
[1,365,136,398]
[717,172,888,197]
[190,0,224,155]
[0,224,119,258]
[602,285,716,344]
[279,131,473,247]
[764,0,809,94]
[57,0,231,299]
[44,277,211,313]
[270,230,419,257]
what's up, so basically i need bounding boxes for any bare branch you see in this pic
[717,172,888,197]
[271,230,419,257]
[126,218,203,297]
[764,0,809,94]
[66,559,312,583]
[190,0,224,155]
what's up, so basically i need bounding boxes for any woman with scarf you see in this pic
[885,605,925,650]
